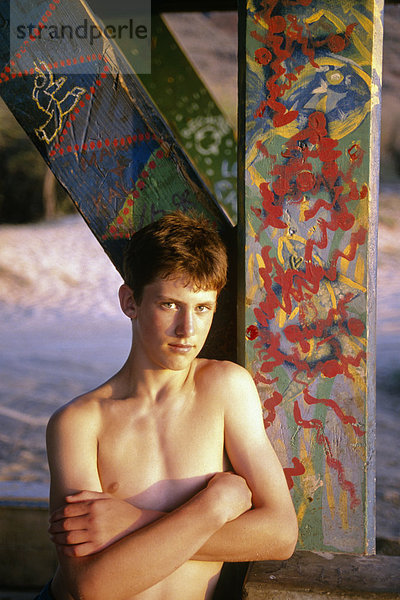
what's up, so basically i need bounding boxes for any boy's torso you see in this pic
[58,359,229,600]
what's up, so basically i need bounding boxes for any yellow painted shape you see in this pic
[325,281,338,311]
[338,273,367,293]
[248,165,266,189]
[355,254,365,285]
[340,488,350,531]
[325,461,336,521]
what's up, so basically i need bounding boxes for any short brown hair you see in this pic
[123,211,228,304]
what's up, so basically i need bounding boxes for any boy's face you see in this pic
[129,275,217,372]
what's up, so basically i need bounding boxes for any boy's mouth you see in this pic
[168,343,194,352]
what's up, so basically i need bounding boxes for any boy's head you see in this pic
[123,211,228,304]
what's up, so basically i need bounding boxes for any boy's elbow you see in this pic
[257,511,298,561]
[274,513,298,560]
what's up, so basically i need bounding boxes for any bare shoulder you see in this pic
[46,389,103,443]
[195,359,258,404]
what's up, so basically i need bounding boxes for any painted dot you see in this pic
[85,94,90,100]
[90,141,95,149]
[82,143,88,151]
[59,137,64,142]
[246,325,259,341]
[74,107,79,113]
[97,140,102,148]
[66,59,71,66]
[101,72,107,79]
[53,62,58,69]
[110,226,117,234]
[79,100,85,107]
[141,170,148,178]
[117,216,123,224]
[132,135,137,142]
[133,190,140,198]
[66,121,71,127]
[127,198,134,206]
[74,144,79,151]
[156,150,164,159]
[67,145,72,152]
[138,180,145,189]
[145,132,150,139]
[87,55,92,62]
[347,318,365,337]
[120,138,125,145]
[127,136,132,144]
[60,60,65,67]
[149,160,156,169]
[138,133,144,141]
[90,86,95,94]
[105,138,110,146]
[59,148,64,155]
[113,139,118,147]
[123,208,129,215]
[62,128,67,135]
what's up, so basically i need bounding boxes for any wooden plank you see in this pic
[136,14,238,223]
[0,0,232,276]
[0,0,236,360]
[239,0,383,553]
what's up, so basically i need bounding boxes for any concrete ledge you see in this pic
[243,552,400,599]
[0,482,56,588]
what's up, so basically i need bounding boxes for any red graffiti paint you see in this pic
[284,457,306,490]
[293,401,360,508]
[263,390,283,428]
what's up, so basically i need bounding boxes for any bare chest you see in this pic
[96,398,225,511]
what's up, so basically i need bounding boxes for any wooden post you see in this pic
[239,0,383,553]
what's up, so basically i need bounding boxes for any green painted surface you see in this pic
[136,15,238,223]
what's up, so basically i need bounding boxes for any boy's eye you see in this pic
[162,302,177,310]
[196,305,211,313]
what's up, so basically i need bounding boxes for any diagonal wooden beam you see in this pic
[136,14,238,223]
[0,0,232,275]
[0,0,236,359]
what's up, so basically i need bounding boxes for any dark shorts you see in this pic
[34,581,55,600]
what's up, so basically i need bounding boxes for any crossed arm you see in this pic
[47,364,298,599]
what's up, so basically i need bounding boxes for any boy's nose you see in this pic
[175,310,195,338]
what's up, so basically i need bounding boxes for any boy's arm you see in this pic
[193,362,298,562]
[46,399,251,600]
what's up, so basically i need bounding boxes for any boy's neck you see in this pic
[115,348,197,406]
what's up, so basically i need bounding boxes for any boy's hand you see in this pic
[206,472,252,523]
[49,490,164,557]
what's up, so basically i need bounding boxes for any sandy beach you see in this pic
[0,184,399,545]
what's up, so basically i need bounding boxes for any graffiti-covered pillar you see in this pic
[239,0,383,554]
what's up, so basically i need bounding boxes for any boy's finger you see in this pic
[65,490,106,502]
[49,502,90,522]
[50,529,88,546]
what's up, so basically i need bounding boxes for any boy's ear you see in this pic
[119,284,138,319]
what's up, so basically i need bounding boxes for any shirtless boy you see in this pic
[40,211,298,600]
